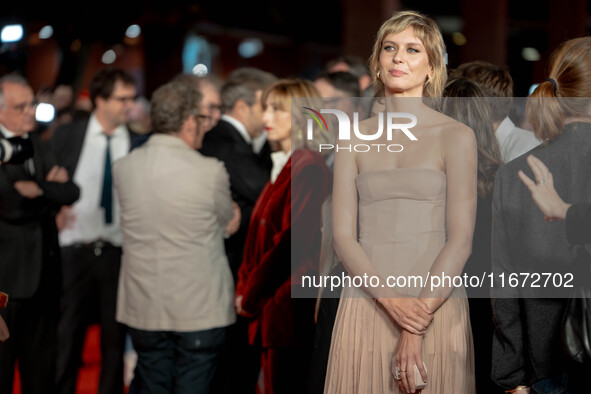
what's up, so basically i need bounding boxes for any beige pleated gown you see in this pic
[324,168,475,393]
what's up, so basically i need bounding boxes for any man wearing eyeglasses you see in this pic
[130,74,223,151]
[113,80,239,393]
[51,67,137,394]
[198,76,223,132]
[0,74,80,394]
[172,74,223,134]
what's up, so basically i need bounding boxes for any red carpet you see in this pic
[13,325,102,394]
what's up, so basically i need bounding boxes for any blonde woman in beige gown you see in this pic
[324,11,476,394]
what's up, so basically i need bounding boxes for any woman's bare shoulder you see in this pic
[424,109,474,139]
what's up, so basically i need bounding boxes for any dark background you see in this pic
[1,0,589,97]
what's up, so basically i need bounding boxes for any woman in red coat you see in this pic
[235,79,332,394]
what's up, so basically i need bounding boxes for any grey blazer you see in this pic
[491,122,591,388]
[113,134,235,332]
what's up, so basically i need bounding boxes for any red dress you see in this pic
[236,149,331,393]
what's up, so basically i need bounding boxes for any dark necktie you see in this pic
[100,134,113,224]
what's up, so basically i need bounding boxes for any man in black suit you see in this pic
[201,67,276,279]
[0,74,80,394]
[200,67,276,394]
[51,68,137,394]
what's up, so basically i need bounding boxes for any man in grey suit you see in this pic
[113,80,239,393]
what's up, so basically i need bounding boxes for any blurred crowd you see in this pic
[0,9,590,394]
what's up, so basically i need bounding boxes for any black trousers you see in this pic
[56,243,126,394]
[128,327,226,394]
[0,285,59,394]
[210,316,261,394]
[307,263,344,394]
[262,345,313,394]
[468,297,502,394]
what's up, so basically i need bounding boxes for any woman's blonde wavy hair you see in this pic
[368,10,447,98]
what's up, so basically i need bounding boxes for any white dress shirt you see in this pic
[0,123,34,175]
[496,117,541,163]
[0,124,17,138]
[270,150,291,184]
[59,114,130,247]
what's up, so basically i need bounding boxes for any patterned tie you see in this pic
[100,134,113,224]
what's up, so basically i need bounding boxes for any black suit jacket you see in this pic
[51,119,89,178]
[566,203,591,245]
[0,131,79,299]
[51,118,139,178]
[200,119,272,277]
[491,122,591,388]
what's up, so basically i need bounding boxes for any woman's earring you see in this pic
[377,70,381,79]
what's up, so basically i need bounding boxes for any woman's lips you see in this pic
[389,69,406,77]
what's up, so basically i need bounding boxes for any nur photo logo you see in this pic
[303,107,419,153]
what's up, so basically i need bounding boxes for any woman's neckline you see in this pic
[356,167,446,178]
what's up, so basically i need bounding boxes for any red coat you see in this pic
[236,149,331,348]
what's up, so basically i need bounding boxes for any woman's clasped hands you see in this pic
[379,297,432,393]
